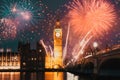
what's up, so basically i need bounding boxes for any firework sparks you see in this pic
[63,0,116,64]
[67,0,116,36]
[0,0,45,39]
[11,4,17,13]
[20,11,31,20]
[0,18,17,39]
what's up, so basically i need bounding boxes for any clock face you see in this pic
[56,32,60,37]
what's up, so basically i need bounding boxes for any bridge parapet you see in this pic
[66,45,120,76]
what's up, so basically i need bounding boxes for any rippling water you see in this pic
[0,72,119,80]
[0,72,20,80]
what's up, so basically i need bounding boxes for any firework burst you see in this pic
[0,18,17,39]
[0,0,44,23]
[67,0,116,36]
[0,0,45,39]
[63,0,116,63]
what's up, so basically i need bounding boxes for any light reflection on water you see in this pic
[0,72,119,80]
[0,72,79,80]
[45,72,63,80]
[0,72,20,80]
[67,72,79,80]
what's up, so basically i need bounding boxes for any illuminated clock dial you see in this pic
[56,32,60,37]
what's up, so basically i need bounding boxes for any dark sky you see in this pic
[0,0,120,52]
[41,0,69,11]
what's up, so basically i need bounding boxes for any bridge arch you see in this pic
[98,58,120,76]
[83,62,94,74]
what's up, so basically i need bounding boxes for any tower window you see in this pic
[39,50,42,52]
[34,58,37,60]
[23,62,26,66]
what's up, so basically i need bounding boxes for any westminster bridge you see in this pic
[66,44,120,77]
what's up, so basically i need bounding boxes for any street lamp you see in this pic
[93,42,98,55]
[93,42,98,48]
[92,42,99,75]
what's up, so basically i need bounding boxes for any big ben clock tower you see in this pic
[45,20,63,80]
[53,20,63,68]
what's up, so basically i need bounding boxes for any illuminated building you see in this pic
[53,20,63,68]
[53,20,63,80]
[45,53,53,68]
[45,20,63,80]
[0,41,46,80]
[18,41,46,80]
[45,53,54,80]
[0,48,20,80]
[0,48,20,69]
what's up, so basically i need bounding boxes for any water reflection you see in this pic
[0,72,20,80]
[45,72,63,80]
[66,72,120,80]
[67,72,79,80]
[0,72,119,80]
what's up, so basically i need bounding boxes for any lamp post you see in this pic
[93,42,98,55]
[93,42,99,76]
[93,42,98,49]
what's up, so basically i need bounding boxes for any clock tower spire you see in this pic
[53,19,63,68]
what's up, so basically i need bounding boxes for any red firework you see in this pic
[67,0,116,37]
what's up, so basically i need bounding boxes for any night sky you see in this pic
[0,0,120,52]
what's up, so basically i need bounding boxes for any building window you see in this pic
[14,56,18,61]
[34,58,36,60]
[0,57,1,61]
[31,58,34,61]
[23,62,26,66]
[39,57,41,60]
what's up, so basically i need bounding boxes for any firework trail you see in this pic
[64,0,116,64]
[49,45,54,57]
[74,35,93,62]
[63,23,70,61]
[40,40,48,56]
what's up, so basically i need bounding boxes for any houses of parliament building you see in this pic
[0,41,46,80]
[0,20,64,80]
